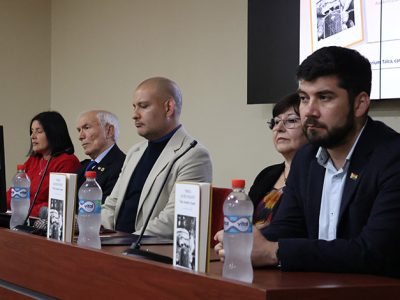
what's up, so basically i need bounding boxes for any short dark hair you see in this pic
[272,92,300,118]
[296,46,372,98]
[29,111,74,157]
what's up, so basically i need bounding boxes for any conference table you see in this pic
[0,228,400,299]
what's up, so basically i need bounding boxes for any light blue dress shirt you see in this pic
[317,125,366,241]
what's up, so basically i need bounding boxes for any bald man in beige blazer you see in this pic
[101,77,212,238]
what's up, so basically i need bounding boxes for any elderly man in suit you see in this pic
[102,77,212,238]
[215,46,400,277]
[76,110,126,202]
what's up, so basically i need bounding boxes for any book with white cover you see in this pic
[47,173,77,243]
[173,182,211,273]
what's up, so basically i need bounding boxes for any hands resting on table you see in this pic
[213,226,279,267]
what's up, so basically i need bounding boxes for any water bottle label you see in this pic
[224,215,253,234]
[11,187,30,199]
[78,199,101,215]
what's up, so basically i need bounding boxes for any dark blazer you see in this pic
[262,117,400,277]
[78,144,126,203]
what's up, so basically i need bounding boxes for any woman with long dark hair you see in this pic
[7,111,80,217]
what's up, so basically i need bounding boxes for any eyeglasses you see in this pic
[267,116,301,130]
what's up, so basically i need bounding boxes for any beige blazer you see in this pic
[101,126,213,238]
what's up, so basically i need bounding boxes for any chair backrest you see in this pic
[210,187,232,248]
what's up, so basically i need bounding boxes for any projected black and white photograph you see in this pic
[310,0,363,50]
[299,0,400,100]
[315,0,355,41]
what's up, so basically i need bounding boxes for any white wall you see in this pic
[0,0,50,185]
[2,0,400,189]
[50,0,280,188]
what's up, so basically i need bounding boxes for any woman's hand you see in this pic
[213,229,225,262]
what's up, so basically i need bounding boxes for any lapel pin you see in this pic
[350,172,358,180]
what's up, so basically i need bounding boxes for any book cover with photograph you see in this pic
[173,182,211,273]
[47,173,77,243]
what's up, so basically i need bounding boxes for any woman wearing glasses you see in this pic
[249,93,307,229]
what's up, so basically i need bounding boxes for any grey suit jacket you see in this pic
[101,126,213,238]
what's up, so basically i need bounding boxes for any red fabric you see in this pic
[7,153,80,217]
[210,187,232,247]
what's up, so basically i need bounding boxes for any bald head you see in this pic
[136,77,182,117]
[132,77,183,141]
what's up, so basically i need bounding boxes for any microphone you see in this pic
[24,156,52,224]
[15,207,48,236]
[32,206,48,233]
[14,156,52,233]
[123,140,198,264]
[38,206,48,219]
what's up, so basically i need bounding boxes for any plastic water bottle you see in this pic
[223,179,254,283]
[10,164,31,229]
[77,171,102,249]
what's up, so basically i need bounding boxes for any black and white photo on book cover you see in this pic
[47,174,67,241]
[48,198,63,240]
[173,182,211,272]
[175,215,196,270]
[47,173,77,242]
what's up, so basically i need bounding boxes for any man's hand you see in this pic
[214,227,279,267]
[252,227,279,267]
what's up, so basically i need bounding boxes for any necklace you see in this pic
[38,158,47,176]
[283,163,291,184]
